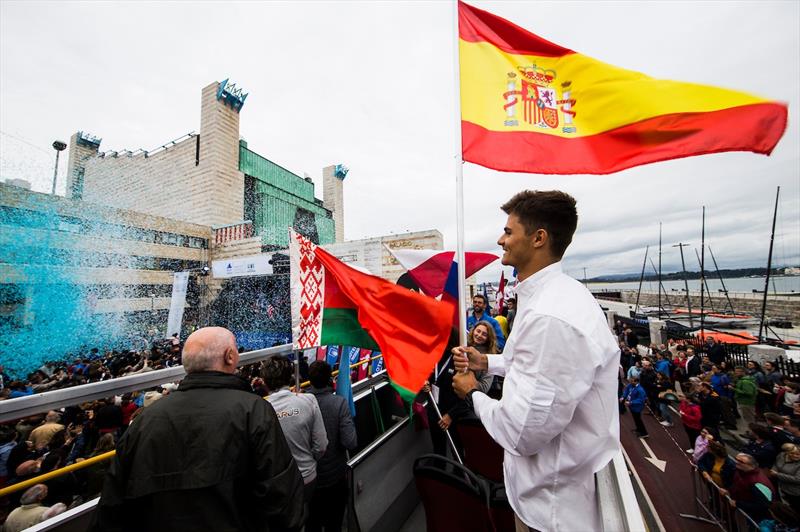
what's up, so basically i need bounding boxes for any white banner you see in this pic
[166,271,189,338]
[212,254,273,279]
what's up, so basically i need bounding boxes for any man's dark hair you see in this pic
[472,294,488,305]
[501,190,578,258]
[309,361,332,389]
[262,355,295,391]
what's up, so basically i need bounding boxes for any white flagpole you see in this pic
[452,0,468,348]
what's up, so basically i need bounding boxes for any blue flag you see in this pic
[336,346,358,417]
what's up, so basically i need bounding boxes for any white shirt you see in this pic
[473,262,620,531]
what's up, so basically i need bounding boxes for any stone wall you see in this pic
[619,290,800,323]
[77,82,244,227]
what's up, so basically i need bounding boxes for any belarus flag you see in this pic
[387,249,499,298]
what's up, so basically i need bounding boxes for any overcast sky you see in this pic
[1,1,798,283]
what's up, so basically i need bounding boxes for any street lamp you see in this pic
[51,140,67,195]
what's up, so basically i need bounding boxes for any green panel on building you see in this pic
[239,141,334,249]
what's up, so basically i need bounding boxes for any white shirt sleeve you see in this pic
[486,354,506,377]
[473,314,601,457]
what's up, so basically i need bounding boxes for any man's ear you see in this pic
[532,228,548,249]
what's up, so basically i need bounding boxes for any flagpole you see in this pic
[452,0,468,348]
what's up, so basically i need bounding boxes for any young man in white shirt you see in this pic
[453,190,620,532]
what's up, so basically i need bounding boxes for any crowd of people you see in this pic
[617,322,800,528]
[0,328,357,532]
[0,334,184,402]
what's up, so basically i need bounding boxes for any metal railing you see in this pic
[681,466,761,532]
[0,351,387,497]
[0,343,294,423]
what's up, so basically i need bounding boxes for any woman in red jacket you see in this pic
[680,393,703,452]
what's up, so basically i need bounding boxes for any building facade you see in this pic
[0,182,211,376]
[66,79,339,249]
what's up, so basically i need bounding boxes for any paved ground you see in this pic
[620,407,721,532]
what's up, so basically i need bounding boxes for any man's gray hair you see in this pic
[738,453,757,467]
[182,345,221,373]
[20,484,48,505]
[45,411,61,424]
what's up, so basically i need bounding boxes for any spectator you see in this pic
[779,382,800,416]
[734,365,759,431]
[626,358,642,381]
[686,348,702,378]
[706,337,726,366]
[0,425,18,485]
[264,354,328,513]
[691,427,716,464]
[28,411,65,451]
[622,377,648,438]
[764,412,798,447]
[92,327,305,532]
[622,327,639,350]
[306,361,357,532]
[769,443,800,510]
[639,359,658,413]
[765,361,784,387]
[679,393,703,452]
[710,365,737,429]
[3,484,66,532]
[466,294,506,350]
[672,350,688,383]
[654,352,671,379]
[698,383,722,432]
[742,423,779,469]
[721,453,775,523]
[505,297,516,332]
[698,441,735,488]
[654,372,675,427]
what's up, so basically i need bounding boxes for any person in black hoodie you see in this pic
[306,361,357,532]
[92,327,304,532]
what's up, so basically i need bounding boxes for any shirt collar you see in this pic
[515,261,562,302]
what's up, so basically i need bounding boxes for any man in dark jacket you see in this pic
[92,327,304,532]
[306,361,357,532]
[721,453,775,523]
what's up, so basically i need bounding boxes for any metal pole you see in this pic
[709,246,736,315]
[699,207,706,339]
[649,258,673,310]
[51,140,67,195]
[634,246,649,316]
[758,186,780,343]
[427,391,463,464]
[658,222,662,319]
[452,0,468,349]
[673,243,694,328]
[694,249,715,313]
[294,351,301,394]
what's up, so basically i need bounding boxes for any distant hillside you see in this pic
[590,266,798,283]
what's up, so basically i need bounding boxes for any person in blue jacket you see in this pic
[621,376,649,437]
[466,294,506,350]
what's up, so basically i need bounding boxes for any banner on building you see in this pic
[166,271,190,338]
[211,254,273,279]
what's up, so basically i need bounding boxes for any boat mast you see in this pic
[695,249,716,313]
[634,246,649,317]
[709,246,736,315]
[658,222,662,319]
[758,186,780,344]
[673,243,694,328]
[649,258,674,309]
[650,259,672,308]
[700,206,706,339]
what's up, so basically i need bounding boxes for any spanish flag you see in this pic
[459,1,788,174]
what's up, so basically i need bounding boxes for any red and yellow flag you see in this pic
[459,1,788,174]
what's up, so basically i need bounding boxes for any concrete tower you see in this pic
[65,132,101,199]
[323,164,347,242]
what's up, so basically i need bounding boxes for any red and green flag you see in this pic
[289,230,452,402]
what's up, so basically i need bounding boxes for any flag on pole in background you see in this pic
[290,230,452,402]
[458,1,787,175]
[387,248,499,297]
[496,271,506,313]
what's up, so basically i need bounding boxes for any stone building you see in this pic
[0,182,211,375]
[66,79,338,250]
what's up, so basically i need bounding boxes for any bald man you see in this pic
[92,327,305,532]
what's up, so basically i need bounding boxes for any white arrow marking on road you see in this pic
[639,437,667,472]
